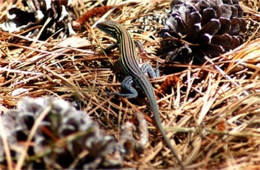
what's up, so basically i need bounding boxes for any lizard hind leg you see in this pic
[111,76,138,99]
[141,63,160,78]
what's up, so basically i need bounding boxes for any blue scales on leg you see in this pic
[141,63,160,78]
[113,63,159,98]
[112,76,138,98]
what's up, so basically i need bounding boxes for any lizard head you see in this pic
[96,20,124,41]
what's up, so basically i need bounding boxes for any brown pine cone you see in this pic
[159,0,246,64]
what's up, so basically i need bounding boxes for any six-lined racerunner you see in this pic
[97,20,183,167]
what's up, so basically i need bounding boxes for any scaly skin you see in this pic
[97,20,183,168]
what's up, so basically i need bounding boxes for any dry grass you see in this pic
[0,0,260,169]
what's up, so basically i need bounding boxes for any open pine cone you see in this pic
[0,0,75,39]
[159,0,246,64]
[0,97,123,169]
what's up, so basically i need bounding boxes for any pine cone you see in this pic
[159,0,246,63]
[0,0,75,39]
[0,97,123,169]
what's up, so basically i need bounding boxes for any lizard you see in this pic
[97,20,183,168]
